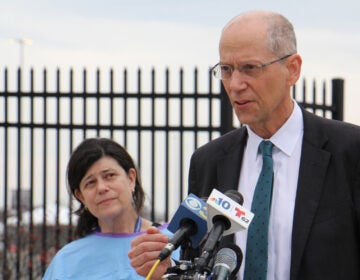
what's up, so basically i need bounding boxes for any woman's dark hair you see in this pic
[67,138,145,238]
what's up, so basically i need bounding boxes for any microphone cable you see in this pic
[146,259,161,280]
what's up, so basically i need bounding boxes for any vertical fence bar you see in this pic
[150,69,156,221]
[28,68,35,279]
[179,68,184,201]
[82,69,87,138]
[137,68,142,173]
[331,78,344,121]
[15,67,22,279]
[109,69,114,138]
[208,68,214,140]
[123,69,128,147]
[322,80,327,118]
[220,82,233,134]
[302,78,306,107]
[55,69,61,252]
[96,68,101,136]
[165,68,170,222]
[2,68,9,279]
[292,81,297,100]
[194,68,199,149]
[312,79,317,114]
[68,68,75,242]
[41,68,48,275]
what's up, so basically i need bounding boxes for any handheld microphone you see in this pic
[212,244,243,280]
[196,189,253,272]
[158,193,207,261]
[206,188,253,236]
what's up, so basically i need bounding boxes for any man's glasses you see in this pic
[211,54,293,80]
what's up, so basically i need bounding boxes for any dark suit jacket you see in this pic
[188,108,360,280]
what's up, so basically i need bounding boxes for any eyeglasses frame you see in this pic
[211,54,294,80]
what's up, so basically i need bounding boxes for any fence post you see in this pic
[220,82,234,135]
[331,78,344,121]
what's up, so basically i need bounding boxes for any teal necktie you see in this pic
[244,140,274,280]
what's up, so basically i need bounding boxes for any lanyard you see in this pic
[134,216,142,233]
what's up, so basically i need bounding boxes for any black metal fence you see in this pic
[0,67,344,279]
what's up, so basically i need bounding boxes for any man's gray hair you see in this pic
[265,13,297,56]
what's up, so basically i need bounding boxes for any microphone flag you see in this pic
[206,188,254,236]
[167,193,208,248]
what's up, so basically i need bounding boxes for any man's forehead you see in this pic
[220,23,267,50]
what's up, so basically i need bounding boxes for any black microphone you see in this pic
[212,244,243,280]
[158,194,207,261]
[222,189,244,205]
[195,189,245,273]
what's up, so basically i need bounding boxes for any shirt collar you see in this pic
[246,101,304,158]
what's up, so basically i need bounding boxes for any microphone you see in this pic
[206,189,253,236]
[158,193,207,261]
[196,189,253,272]
[212,244,243,280]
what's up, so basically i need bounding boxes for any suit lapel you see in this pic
[290,110,331,279]
[215,128,248,248]
[217,128,248,194]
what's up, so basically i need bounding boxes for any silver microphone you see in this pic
[212,245,242,280]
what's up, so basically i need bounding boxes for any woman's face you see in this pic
[75,156,136,226]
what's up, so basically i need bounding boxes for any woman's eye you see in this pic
[82,180,95,189]
[106,172,116,179]
[88,180,96,185]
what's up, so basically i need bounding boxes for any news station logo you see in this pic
[185,196,202,210]
[185,195,207,220]
[208,190,252,225]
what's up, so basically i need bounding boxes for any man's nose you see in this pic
[228,70,248,91]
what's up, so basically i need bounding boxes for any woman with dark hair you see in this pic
[43,138,176,280]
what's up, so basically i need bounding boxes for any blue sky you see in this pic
[1,0,359,124]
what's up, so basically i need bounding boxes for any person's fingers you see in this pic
[146,226,161,234]
[129,226,172,279]
[130,228,169,249]
[129,240,166,261]
[129,249,160,267]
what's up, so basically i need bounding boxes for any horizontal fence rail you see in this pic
[0,67,344,279]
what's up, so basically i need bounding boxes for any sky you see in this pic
[0,0,359,125]
[0,0,359,215]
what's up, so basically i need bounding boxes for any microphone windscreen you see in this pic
[227,243,243,276]
[224,189,244,205]
[214,247,237,272]
[212,244,243,279]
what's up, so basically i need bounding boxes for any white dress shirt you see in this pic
[236,101,304,280]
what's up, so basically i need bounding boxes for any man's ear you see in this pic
[286,54,302,86]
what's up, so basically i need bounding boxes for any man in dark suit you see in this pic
[189,108,360,279]
[129,10,360,280]
[188,10,360,280]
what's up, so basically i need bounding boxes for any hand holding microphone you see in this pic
[129,227,173,280]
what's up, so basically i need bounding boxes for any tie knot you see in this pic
[259,140,273,157]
